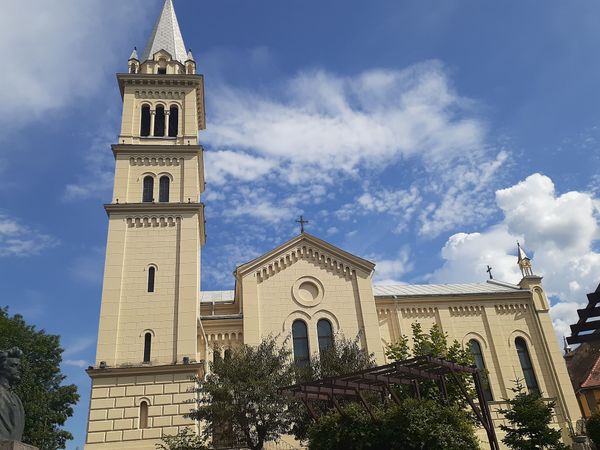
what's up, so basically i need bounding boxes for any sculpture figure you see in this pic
[0,348,24,442]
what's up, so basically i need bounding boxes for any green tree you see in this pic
[498,379,568,450]
[587,410,600,447]
[0,307,79,449]
[187,337,296,450]
[291,334,375,441]
[385,323,475,407]
[156,427,208,450]
[307,399,479,450]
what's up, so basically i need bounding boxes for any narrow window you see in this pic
[154,105,165,137]
[168,106,179,137]
[142,176,154,202]
[317,319,334,354]
[139,401,149,428]
[143,333,152,363]
[469,339,493,401]
[147,267,155,292]
[515,337,539,393]
[292,320,310,368]
[158,67,167,75]
[140,105,151,137]
[159,176,170,203]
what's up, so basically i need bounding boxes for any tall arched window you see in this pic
[142,176,154,202]
[292,320,310,367]
[515,337,539,393]
[147,267,155,293]
[140,105,151,137]
[317,319,334,354]
[154,105,165,137]
[143,333,152,363]
[159,176,170,203]
[139,401,149,428]
[469,339,493,401]
[168,106,179,137]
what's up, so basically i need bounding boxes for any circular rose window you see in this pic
[292,277,324,307]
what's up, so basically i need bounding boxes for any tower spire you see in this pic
[141,0,187,63]
[517,241,534,277]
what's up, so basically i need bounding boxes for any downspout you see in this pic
[197,316,210,375]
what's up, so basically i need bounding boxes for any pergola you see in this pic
[281,355,500,450]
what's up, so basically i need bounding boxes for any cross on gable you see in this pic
[486,265,493,280]
[296,215,309,233]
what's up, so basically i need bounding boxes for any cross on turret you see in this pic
[296,215,309,233]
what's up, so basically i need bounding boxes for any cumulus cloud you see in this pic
[0,214,57,257]
[432,173,600,343]
[373,248,413,285]
[205,151,277,185]
[0,0,145,130]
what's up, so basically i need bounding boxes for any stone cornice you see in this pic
[104,202,204,216]
[374,290,529,302]
[112,143,203,155]
[87,362,203,378]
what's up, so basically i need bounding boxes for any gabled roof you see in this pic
[141,0,187,64]
[235,232,375,278]
[373,281,523,298]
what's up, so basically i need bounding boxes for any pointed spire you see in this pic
[517,241,530,263]
[141,0,187,63]
[517,241,534,277]
[186,48,195,62]
[129,47,139,61]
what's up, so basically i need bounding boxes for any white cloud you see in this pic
[0,214,57,257]
[203,62,507,236]
[432,173,600,343]
[0,0,145,131]
[373,248,413,284]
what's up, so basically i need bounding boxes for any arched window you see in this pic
[515,337,539,393]
[317,319,334,354]
[140,105,151,137]
[292,320,309,367]
[142,176,154,202]
[469,339,493,401]
[168,106,179,137]
[159,176,170,203]
[154,105,165,137]
[147,267,155,292]
[143,333,152,363]
[139,401,149,428]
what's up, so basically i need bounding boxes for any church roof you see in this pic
[517,242,530,262]
[141,0,188,64]
[373,281,523,298]
[201,290,235,303]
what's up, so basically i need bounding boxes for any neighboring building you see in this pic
[84,1,582,449]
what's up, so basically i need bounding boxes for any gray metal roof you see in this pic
[141,0,187,64]
[373,281,523,297]
[201,290,235,303]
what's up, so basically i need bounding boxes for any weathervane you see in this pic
[296,215,309,233]
[486,265,494,280]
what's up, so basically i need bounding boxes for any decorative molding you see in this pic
[449,305,483,316]
[130,156,183,166]
[494,303,528,314]
[135,90,185,100]
[126,216,180,228]
[87,362,203,378]
[255,244,357,282]
[399,306,437,319]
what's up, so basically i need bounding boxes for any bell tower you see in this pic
[86,1,205,447]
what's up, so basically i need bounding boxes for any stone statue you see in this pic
[0,348,24,442]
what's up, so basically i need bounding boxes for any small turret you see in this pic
[517,241,534,277]
[185,49,196,74]
[128,47,140,74]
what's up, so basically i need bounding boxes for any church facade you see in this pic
[84,1,581,448]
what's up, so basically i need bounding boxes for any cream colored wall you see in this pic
[242,255,384,362]
[86,369,198,449]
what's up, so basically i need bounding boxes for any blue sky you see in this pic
[2,1,600,448]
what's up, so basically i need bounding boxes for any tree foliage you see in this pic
[498,379,568,450]
[0,307,79,449]
[587,411,600,447]
[307,399,479,450]
[156,427,209,450]
[187,337,296,450]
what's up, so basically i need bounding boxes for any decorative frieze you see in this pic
[494,303,528,314]
[400,307,437,319]
[126,216,181,228]
[134,89,185,100]
[449,305,483,316]
[130,156,183,166]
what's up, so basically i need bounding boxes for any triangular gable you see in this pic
[235,233,375,282]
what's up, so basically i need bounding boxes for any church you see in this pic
[84,1,581,448]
